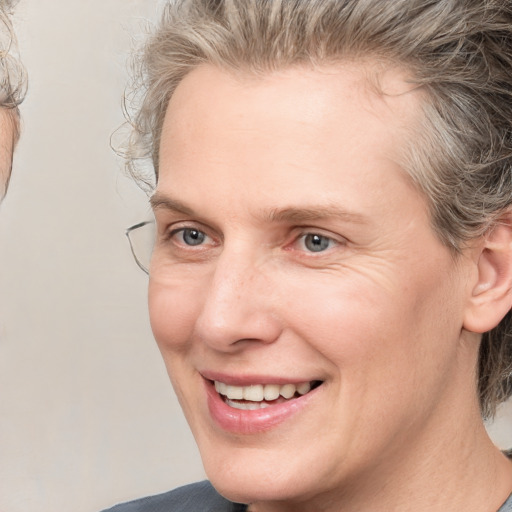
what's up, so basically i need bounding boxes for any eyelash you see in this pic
[167,227,216,248]
[294,232,339,253]
[165,224,342,256]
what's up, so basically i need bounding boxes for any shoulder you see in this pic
[498,451,512,511]
[499,494,512,512]
[101,481,246,512]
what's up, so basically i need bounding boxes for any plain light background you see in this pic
[0,2,205,512]
[0,2,510,512]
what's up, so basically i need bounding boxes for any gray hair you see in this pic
[0,0,26,196]
[0,0,25,111]
[124,0,512,418]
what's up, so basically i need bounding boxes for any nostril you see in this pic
[195,308,283,351]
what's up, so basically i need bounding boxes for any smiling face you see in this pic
[149,64,481,510]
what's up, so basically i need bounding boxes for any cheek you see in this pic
[148,279,200,352]
[280,271,393,352]
[281,263,461,384]
[148,280,204,414]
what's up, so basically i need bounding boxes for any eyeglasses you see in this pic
[125,220,156,275]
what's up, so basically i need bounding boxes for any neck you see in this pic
[250,403,512,512]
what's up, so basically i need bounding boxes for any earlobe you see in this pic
[463,211,512,334]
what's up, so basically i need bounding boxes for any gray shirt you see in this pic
[102,481,512,512]
[101,481,245,512]
[500,493,512,512]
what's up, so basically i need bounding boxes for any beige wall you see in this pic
[0,2,204,511]
[0,2,510,512]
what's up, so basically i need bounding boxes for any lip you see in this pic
[204,376,322,434]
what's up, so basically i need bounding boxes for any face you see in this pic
[0,108,16,201]
[149,64,477,510]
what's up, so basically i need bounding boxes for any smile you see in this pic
[214,380,321,410]
[204,377,323,434]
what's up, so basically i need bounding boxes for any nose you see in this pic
[194,249,282,352]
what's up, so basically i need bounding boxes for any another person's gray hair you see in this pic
[124,0,512,419]
[0,0,26,195]
[0,0,25,109]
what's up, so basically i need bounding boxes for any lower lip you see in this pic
[205,380,320,434]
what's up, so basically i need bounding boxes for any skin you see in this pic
[0,108,16,201]
[149,63,512,512]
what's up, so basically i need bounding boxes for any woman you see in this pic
[105,1,512,510]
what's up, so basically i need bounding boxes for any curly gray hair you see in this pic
[124,0,512,418]
[0,0,26,196]
[0,0,25,109]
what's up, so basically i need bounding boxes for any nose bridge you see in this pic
[195,244,281,349]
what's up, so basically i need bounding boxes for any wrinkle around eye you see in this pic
[277,231,354,271]
[152,221,221,263]
[290,231,347,255]
[299,233,338,253]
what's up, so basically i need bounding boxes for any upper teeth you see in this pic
[214,381,312,401]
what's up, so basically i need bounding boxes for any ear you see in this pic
[463,210,512,334]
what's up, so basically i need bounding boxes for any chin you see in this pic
[208,470,302,505]
[199,442,327,506]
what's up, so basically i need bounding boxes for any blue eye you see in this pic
[302,233,333,252]
[180,228,206,246]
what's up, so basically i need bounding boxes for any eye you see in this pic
[299,233,336,253]
[173,228,208,246]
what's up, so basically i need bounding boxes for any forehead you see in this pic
[157,62,424,216]
[160,62,422,163]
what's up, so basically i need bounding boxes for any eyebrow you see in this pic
[150,192,368,225]
[266,205,368,224]
[150,193,196,216]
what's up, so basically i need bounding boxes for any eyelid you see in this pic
[157,218,211,237]
[165,222,220,249]
[155,219,346,253]
[154,209,223,237]
[290,228,347,254]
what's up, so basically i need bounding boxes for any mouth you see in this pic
[203,375,324,433]
[213,380,323,410]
